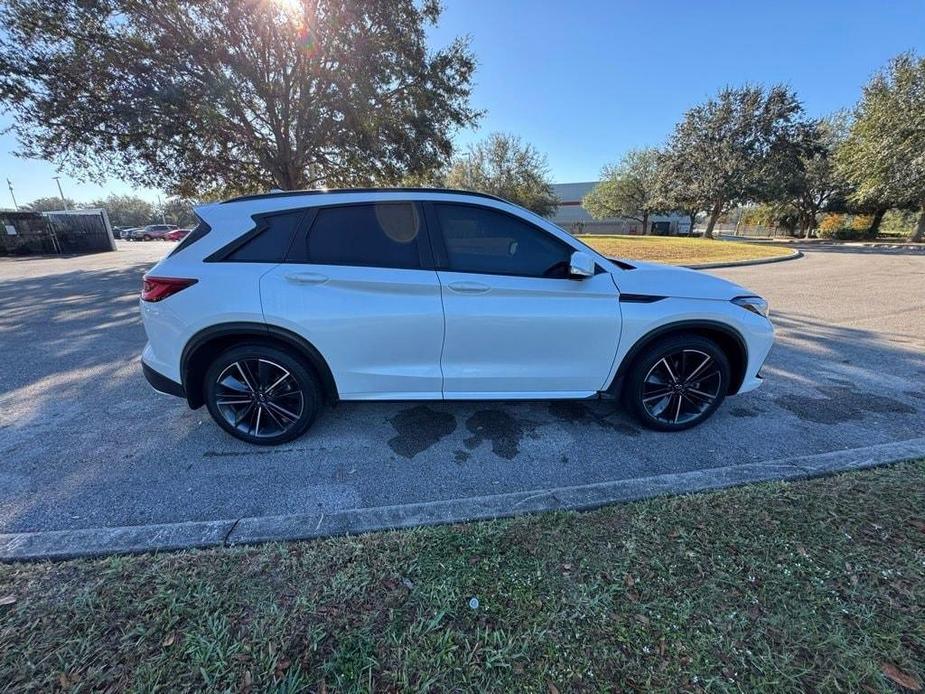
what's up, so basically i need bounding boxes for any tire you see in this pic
[203,343,321,445]
[625,334,731,431]
[142,234,152,241]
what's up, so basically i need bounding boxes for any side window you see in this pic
[289,203,422,269]
[434,204,572,278]
[224,210,304,262]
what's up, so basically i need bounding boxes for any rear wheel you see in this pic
[204,344,321,445]
[142,234,152,241]
[625,335,730,431]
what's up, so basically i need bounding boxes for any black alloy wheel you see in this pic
[626,335,730,431]
[204,344,320,445]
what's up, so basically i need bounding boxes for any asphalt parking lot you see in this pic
[1,241,923,547]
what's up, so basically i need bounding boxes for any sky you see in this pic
[2,0,924,207]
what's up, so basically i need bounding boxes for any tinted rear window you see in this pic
[288,203,422,269]
[224,210,304,262]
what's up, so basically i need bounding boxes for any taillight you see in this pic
[141,276,198,302]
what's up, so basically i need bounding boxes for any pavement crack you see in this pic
[223,517,243,547]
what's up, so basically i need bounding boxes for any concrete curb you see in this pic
[684,248,803,270]
[3,437,924,562]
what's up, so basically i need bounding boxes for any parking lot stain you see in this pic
[730,407,760,418]
[547,401,640,436]
[777,385,916,425]
[904,390,924,400]
[388,406,457,459]
[454,450,471,465]
[465,409,534,460]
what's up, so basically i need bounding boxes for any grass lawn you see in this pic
[2,462,923,692]
[579,234,794,265]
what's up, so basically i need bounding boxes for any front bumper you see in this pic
[142,361,185,399]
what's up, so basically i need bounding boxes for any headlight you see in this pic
[732,295,769,318]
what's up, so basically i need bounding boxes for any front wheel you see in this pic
[203,344,321,445]
[625,335,730,431]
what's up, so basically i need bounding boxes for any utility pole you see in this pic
[52,176,69,210]
[6,179,17,210]
[157,195,166,224]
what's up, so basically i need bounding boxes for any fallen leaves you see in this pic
[0,594,16,606]
[881,663,922,691]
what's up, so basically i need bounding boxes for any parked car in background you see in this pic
[120,227,141,240]
[140,188,774,445]
[165,228,192,242]
[131,224,178,241]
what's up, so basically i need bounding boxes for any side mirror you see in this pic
[569,251,595,278]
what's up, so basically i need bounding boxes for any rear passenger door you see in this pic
[260,201,445,400]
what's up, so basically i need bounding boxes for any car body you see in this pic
[131,224,177,241]
[165,228,192,242]
[140,188,773,444]
[119,227,141,240]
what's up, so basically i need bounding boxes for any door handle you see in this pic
[284,272,328,286]
[447,281,490,294]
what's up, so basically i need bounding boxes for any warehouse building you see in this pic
[549,182,691,235]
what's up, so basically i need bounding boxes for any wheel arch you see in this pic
[606,320,749,397]
[180,322,339,409]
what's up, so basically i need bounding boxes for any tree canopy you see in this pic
[25,196,75,213]
[660,85,808,238]
[837,52,925,242]
[583,148,662,235]
[444,133,559,216]
[0,0,480,196]
[87,194,155,228]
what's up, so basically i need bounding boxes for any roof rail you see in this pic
[220,187,508,204]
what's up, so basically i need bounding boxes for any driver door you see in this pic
[428,202,622,397]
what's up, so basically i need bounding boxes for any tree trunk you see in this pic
[910,203,925,243]
[703,202,722,239]
[688,212,697,237]
[865,207,887,239]
[642,212,650,236]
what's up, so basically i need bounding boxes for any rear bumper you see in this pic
[142,361,185,399]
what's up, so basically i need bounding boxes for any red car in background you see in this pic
[165,228,192,241]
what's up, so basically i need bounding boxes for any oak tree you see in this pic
[0,0,480,196]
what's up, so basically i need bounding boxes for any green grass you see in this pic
[579,235,794,265]
[2,462,924,692]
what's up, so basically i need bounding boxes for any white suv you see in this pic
[140,189,773,445]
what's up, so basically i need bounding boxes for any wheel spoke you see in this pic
[642,388,673,403]
[254,406,263,437]
[684,354,712,383]
[234,362,257,394]
[233,402,255,427]
[658,357,678,383]
[688,387,717,401]
[217,398,252,406]
[265,369,292,395]
[266,400,299,422]
[673,393,683,423]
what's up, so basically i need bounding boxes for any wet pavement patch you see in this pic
[547,401,640,436]
[777,385,917,425]
[465,409,534,460]
[730,407,760,418]
[388,406,457,459]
